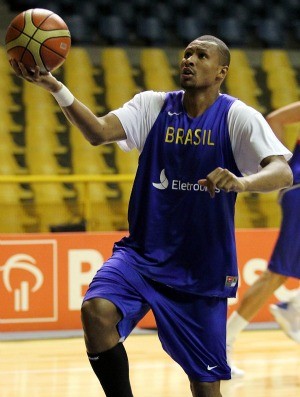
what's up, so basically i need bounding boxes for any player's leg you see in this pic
[226,269,287,376]
[268,187,300,342]
[190,380,221,397]
[81,257,150,397]
[81,297,133,397]
[270,288,300,343]
[229,269,287,328]
[149,282,230,396]
[227,187,300,375]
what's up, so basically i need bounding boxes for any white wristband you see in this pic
[51,84,74,107]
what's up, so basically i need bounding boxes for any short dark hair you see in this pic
[196,35,230,66]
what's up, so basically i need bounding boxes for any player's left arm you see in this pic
[198,155,292,198]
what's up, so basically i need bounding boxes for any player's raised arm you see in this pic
[266,101,300,141]
[9,60,126,146]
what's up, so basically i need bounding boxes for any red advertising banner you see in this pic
[0,230,299,332]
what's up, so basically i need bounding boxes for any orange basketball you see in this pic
[5,8,71,73]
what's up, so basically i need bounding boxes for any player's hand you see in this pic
[198,167,246,198]
[9,59,61,92]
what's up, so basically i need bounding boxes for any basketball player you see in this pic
[227,101,300,377]
[11,36,293,397]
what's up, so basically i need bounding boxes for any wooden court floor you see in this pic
[0,329,299,397]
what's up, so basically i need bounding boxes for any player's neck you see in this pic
[183,90,221,118]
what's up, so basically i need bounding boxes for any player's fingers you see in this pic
[198,179,207,186]
[17,61,33,78]
[198,178,216,198]
[9,59,22,76]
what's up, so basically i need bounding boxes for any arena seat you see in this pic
[140,49,177,91]
[63,14,92,44]
[0,145,27,175]
[98,15,129,45]
[176,16,206,45]
[101,48,139,109]
[217,17,248,47]
[261,49,293,72]
[0,183,38,233]
[225,62,264,112]
[64,48,102,114]
[32,182,78,232]
[256,18,286,47]
[136,16,167,46]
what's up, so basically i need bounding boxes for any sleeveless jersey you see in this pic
[114,92,242,297]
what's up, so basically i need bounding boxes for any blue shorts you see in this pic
[268,186,300,279]
[83,252,231,382]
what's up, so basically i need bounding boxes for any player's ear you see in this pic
[217,65,228,81]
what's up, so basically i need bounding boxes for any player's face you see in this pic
[180,40,224,90]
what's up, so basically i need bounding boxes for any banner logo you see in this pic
[0,239,58,324]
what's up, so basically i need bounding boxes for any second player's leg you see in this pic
[237,269,287,321]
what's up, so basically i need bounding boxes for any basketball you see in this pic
[5,8,71,73]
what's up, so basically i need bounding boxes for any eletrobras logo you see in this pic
[152,169,220,193]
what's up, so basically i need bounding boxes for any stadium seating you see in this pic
[140,49,178,91]
[136,16,167,46]
[217,18,248,47]
[4,0,300,47]
[0,183,38,233]
[224,50,264,112]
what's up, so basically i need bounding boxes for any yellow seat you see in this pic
[26,146,70,175]
[64,47,100,94]
[266,67,298,92]
[101,48,136,75]
[226,67,262,96]
[32,183,77,232]
[270,88,299,110]
[101,48,139,111]
[105,85,137,109]
[0,127,25,155]
[225,81,265,112]
[141,49,177,91]
[261,50,293,72]
[0,183,38,232]
[282,123,300,151]
[0,146,27,175]
[230,49,252,69]
[0,107,23,133]
[25,119,68,155]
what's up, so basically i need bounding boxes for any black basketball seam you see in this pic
[31,9,55,70]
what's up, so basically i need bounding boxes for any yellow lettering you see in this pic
[165,127,175,143]
[194,129,201,145]
[207,130,215,146]
[184,129,193,145]
[202,130,207,145]
[176,128,185,144]
[164,127,215,146]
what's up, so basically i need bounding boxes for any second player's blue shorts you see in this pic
[83,251,231,382]
[268,186,300,278]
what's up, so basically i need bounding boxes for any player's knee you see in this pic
[81,298,120,332]
[190,380,221,397]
